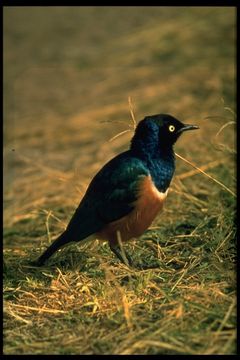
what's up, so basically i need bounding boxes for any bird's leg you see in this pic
[109,242,133,266]
[109,231,133,266]
[109,241,161,269]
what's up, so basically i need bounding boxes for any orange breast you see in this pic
[97,175,168,245]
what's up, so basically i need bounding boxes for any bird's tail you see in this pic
[33,231,71,266]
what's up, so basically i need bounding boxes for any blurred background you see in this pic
[4,6,236,227]
[3,6,236,355]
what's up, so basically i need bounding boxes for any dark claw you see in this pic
[109,242,133,267]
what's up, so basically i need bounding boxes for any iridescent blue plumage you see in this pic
[130,115,176,192]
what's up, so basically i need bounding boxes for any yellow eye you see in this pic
[169,125,175,132]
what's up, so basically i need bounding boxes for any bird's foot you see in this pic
[136,262,160,270]
[109,243,133,267]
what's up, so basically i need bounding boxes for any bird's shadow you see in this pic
[3,249,96,293]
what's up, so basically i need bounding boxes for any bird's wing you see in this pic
[66,153,149,240]
[95,157,149,223]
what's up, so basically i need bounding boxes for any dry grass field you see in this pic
[3,6,236,355]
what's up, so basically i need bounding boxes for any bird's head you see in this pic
[130,114,199,156]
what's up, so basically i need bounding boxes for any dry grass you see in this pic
[3,6,236,355]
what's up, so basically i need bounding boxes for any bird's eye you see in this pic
[169,125,175,132]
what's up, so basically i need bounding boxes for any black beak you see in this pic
[177,124,199,134]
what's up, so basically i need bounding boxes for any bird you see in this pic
[33,114,199,268]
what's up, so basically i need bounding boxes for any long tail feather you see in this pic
[33,231,71,266]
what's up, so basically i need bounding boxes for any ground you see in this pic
[3,6,236,355]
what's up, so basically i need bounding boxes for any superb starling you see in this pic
[34,114,198,267]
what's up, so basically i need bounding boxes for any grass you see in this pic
[3,6,236,355]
